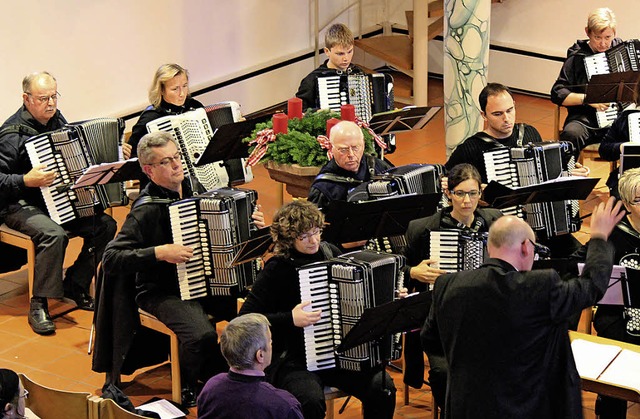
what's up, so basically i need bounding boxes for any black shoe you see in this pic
[181,386,197,408]
[28,299,55,335]
[64,283,95,311]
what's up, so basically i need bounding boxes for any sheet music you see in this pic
[577,264,628,305]
[629,112,640,143]
[137,399,185,419]
[598,348,640,391]
[571,338,622,379]
[73,158,139,189]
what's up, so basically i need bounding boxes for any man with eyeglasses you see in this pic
[0,71,117,335]
[421,199,624,419]
[101,131,266,407]
[308,120,391,211]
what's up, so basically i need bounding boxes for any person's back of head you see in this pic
[487,215,536,271]
[220,313,271,371]
[325,23,354,49]
[0,369,23,419]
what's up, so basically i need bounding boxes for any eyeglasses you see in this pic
[628,199,640,206]
[147,152,182,168]
[450,189,481,199]
[297,228,322,241]
[334,145,362,155]
[528,239,551,259]
[26,92,60,104]
[20,389,28,400]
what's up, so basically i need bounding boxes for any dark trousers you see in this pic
[273,364,396,419]
[137,294,228,386]
[560,120,606,157]
[3,202,116,297]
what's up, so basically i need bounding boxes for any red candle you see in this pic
[326,118,340,137]
[272,113,288,134]
[287,97,303,119]
[341,104,356,122]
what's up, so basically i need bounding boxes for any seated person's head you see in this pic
[488,215,537,271]
[220,313,272,372]
[149,63,190,108]
[478,82,515,139]
[330,120,365,173]
[324,23,355,71]
[271,200,324,257]
[619,167,640,215]
[585,8,616,53]
[138,132,184,191]
[445,164,482,220]
[22,71,58,126]
[0,369,25,419]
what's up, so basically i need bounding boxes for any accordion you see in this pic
[484,142,580,239]
[298,250,404,372]
[584,40,640,128]
[347,164,443,253]
[429,230,487,272]
[168,187,259,300]
[146,102,251,191]
[317,73,394,122]
[25,118,125,225]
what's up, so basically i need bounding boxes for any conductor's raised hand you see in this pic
[590,196,625,241]
[155,243,194,264]
[23,164,56,188]
[292,301,322,327]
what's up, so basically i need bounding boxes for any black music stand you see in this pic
[585,72,640,104]
[323,193,441,244]
[336,291,432,354]
[620,144,640,175]
[73,159,143,189]
[368,107,441,136]
[577,263,631,306]
[482,177,599,209]
[195,116,271,166]
[229,228,273,267]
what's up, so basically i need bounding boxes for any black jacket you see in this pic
[295,60,364,111]
[128,97,204,157]
[0,106,68,216]
[551,38,623,128]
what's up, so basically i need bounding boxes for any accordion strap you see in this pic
[132,196,174,210]
[0,124,39,140]
[314,155,377,185]
[615,219,640,241]
[474,123,526,148]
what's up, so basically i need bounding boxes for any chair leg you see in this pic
[432,392,439,419]
[169,334,181,404]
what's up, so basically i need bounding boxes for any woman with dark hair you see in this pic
[401,163,503,404]
[0,369,25,419]
[239,200,397,419]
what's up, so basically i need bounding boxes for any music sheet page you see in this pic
[598,349,640,392]
[571,338,622,379]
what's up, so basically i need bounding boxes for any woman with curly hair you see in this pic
[239,200,397,419]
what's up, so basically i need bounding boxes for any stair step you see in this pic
[354,36,413,73]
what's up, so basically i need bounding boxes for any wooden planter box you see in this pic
[263,161,321,198]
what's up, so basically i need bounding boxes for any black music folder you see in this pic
[336,291,431,354]
[585,72,640,104]
[367,106,441,135]
[620,143,640,175]
[73,158,143,188]
[195,115,271,166]
[482,177,599,209]
[323,193,441,243]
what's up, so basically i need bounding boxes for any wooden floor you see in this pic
[1,79,639,418]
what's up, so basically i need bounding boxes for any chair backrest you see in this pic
[19,373,92,419]
[95,397,152,419]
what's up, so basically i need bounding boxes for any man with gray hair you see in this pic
[197,313,303,418]
[308,120,391,211]
[421,198,624,418]
[0,71,117,334]
[102,131,265,407]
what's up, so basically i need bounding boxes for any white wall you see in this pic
[2,0,639,125]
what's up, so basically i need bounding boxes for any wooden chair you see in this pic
[19,373,96,419]
[325,386,355,419]
[90,396,151,419]
[0,224,35,298]
[137,309,182,404]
